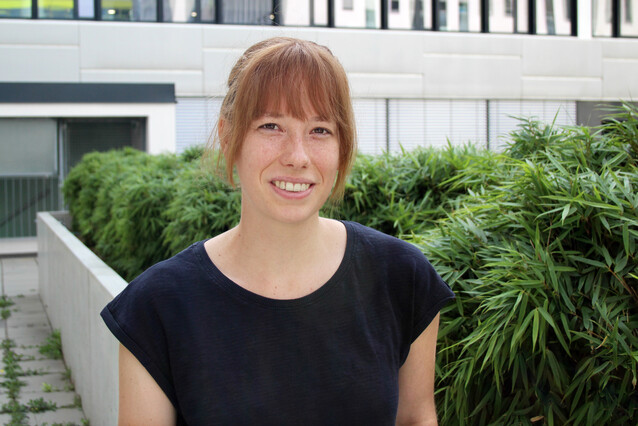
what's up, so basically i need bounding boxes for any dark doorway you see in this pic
[61,118,146,178]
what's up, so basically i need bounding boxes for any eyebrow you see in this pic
[261,113,331,122]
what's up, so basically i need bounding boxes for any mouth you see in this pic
[272,180,312,193]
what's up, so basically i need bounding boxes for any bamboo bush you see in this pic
[411,103,638,425]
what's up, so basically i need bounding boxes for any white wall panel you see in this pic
[522,38,602,78]
[79,22,203,70]
[348,72,423,98]
[422,54,522,99]
[0,20,79,45]
[602,59,638,99]
[0,46,79,81]
[522,76,602,99]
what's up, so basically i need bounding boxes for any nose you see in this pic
[281,132,309,168]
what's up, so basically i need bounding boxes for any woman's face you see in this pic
[233,102,340,226]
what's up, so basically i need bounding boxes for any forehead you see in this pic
[257,87,334,123]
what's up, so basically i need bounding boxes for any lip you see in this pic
[270,178,315,199]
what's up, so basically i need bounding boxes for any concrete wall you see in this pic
[37,211,125,426]
[1,20,636,102]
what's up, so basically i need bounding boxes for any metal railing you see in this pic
[0,174,61,238]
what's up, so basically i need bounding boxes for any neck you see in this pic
[212,211,343,299]
[232,212,325,263]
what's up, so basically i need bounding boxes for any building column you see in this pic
[577,0,592,39]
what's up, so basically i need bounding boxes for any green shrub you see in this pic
[329,143,501,235]
[411,104,638,425]
[162,163,240,255]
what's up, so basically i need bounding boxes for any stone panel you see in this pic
[422,54,522,99]
[0,46,79,82]
[79,22,203,70]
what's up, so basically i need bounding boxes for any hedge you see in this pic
[62,103,638,425]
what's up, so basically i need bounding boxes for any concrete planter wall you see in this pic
[36,211,126,426]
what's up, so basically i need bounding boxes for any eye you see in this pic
[311,127,332,136]
[260,123,279,130]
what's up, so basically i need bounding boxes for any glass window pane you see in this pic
[621,0,638,36]
[438,0,482,32]
[78,0,94,18]
[163,0,197,22]
[101,0,157,21]
[280,0,310,25]
[39,0,73,18]
[536,0,572,35]
[592,0,613,36]
[490,0,528,33]
[279,0,328,26]
[389,0,432,30]
[0,0,32,17]
[222,0,271,24]
[201,0,215,22]
[336,0,380,28]
[0,118,57,175]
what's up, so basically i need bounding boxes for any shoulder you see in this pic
[110,240,207,308]
[343,221,426,266]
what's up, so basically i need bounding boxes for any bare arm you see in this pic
[395,313,441,426]
[118,344,177,426]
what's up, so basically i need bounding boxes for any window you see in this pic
[78,0,94,18]
[490,0,528,33]
[621,0,638,35]
[592,0,613,36]
[536,0,572,35]
[39,0,74,18]
[438,0,481,32]
[163,0,197,22]
[391,0,399,11]
[0,0,31,18]
[343,0,353,10]
[280,0,328,26]
[388,0,431,29]
[101,0,157,21]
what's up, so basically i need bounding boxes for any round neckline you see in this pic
[196,220,356,310]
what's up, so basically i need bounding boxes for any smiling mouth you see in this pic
[273,180,311,192]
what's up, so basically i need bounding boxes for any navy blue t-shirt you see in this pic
[101,221,454,425]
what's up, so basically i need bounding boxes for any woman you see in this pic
[101,37,454,425]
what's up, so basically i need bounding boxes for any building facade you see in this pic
[1,0,637,237]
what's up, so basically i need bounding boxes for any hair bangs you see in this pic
[243,43,340,125]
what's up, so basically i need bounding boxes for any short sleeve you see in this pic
[100,266,179,407]
[409,252,455,343]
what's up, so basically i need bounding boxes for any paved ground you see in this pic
[0,255,87,426]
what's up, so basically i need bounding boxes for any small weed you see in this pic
[39,330,62,360]
[42,382,56,392]
[26,397,57,413]
[0,399,22,414]
[1,339,15,351]
[0,295,14,308]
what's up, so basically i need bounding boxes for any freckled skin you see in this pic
[235,110,340,227]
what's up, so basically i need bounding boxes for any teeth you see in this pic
[274,181,310,192]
